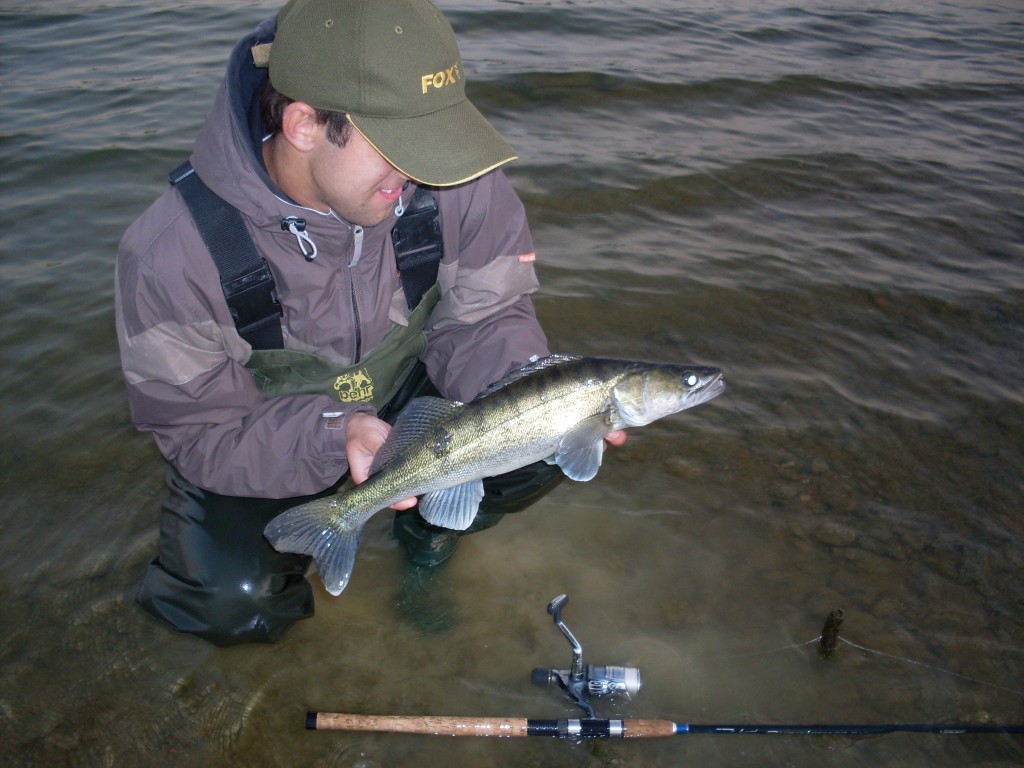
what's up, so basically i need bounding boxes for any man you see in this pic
[116,0,623,646]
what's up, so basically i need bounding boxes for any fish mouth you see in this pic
[692,370,726,405]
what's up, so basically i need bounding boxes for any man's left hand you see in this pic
[345,412,417,510]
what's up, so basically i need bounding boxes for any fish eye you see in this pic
[684,373,698,387]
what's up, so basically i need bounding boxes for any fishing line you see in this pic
[838,637,1024,699]
[703,636,819,660]
[707,631,1024,699]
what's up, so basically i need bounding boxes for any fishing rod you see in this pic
[305,596,1024,740]
[306,712,1024,738]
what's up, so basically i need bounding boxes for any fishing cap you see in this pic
[264,0,516,186]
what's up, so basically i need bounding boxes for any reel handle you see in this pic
[547,594,584,682]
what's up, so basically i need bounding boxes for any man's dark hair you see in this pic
[260,79,351,148]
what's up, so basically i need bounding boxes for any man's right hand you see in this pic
[344,412,418,511]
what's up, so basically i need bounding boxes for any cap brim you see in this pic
[347,98,517,187]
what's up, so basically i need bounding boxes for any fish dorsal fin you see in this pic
[553,412,610,481]
[472,353,583,401]
[419,479,485,530]
[369,396,461,475]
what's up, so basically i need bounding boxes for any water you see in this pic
[1,1,1022,765]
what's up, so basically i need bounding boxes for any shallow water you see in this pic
[1,1,1022,766]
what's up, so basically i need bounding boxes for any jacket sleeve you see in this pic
[115,195,368,498]
[422,171,550,402]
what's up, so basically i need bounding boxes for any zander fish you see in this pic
[264,354,725,595]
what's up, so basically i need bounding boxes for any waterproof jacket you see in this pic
[115,17,548,498]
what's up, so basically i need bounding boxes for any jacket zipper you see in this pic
[350,278,362,362]
[349,225,364,361]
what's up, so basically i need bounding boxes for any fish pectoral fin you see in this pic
[554,415,609,481]
[418,480,485,531]
[264,498,362,597]
[555,440,605,481]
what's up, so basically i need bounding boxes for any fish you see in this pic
[264,354,725,595]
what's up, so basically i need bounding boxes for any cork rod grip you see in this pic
[309,713,531,737]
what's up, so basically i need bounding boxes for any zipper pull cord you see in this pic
[394,181,412,218]
[281,216,318,261]
[348,225,364,267]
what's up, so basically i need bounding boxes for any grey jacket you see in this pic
[115,17,548,498]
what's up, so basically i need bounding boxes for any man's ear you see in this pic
[280,101,322,152]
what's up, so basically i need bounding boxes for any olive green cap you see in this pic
[265,0,517,186]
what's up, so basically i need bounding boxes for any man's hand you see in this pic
[345,412,417,510]
[605,429,627,447]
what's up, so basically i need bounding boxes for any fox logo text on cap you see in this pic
[421,63,461,94]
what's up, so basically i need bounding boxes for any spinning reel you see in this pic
[531,594,642,717]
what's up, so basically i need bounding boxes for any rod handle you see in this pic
[309,713,531,737]
[308,713,680,738]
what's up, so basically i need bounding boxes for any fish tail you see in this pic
[263,500,363,597]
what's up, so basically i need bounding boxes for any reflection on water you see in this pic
[1,1,1022,766]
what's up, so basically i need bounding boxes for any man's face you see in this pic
[307,125,410,227]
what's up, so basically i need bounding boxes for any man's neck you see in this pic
[261,135,327,213]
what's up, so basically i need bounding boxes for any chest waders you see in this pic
[137,165,563,646]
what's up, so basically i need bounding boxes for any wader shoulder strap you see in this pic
[391,186,443,310]
[169,161,284,350]
[168,163,442,348]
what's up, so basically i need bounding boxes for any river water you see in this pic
[1,1,1022,766]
